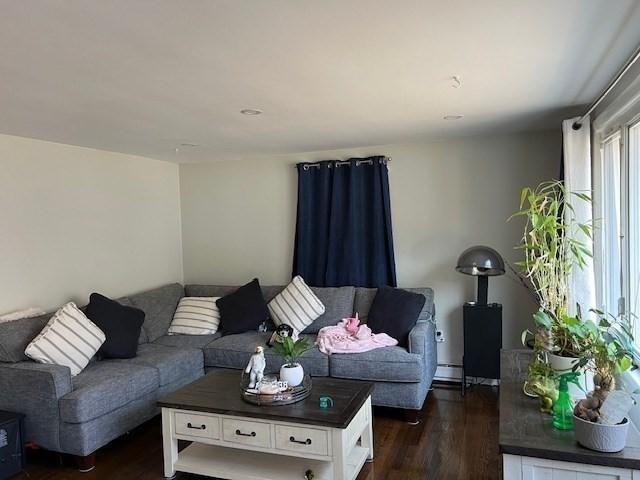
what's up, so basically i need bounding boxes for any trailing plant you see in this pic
[272,336,311,366]
[524,356,558,413]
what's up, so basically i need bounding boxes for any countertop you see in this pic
[499,349,640,470]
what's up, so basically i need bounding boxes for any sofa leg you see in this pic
[75,452,96,472]
[404,409,420,425]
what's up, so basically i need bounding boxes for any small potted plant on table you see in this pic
[272,336,311,387]
[572,312,634,452]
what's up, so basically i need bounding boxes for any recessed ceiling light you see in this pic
[444,115,464,120]
[240,109,262,116]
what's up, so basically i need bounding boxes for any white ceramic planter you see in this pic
[573,415,630,453]
[280,363,304,387]
[547,353,579,372]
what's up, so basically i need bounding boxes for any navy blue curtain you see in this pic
[292,156,397,288]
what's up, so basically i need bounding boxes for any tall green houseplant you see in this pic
[511,180,594,406]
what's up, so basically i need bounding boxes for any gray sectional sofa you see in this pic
[0,282,436,466]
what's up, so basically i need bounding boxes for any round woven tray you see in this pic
[240,373,312,406]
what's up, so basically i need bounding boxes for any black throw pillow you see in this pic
[216,278,269,335]
[86,293,145,359]
[367,286,426,347]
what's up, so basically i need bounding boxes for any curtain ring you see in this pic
[303,164,309,171]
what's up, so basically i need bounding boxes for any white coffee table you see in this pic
[158,370,374,480]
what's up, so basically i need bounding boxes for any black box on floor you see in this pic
[0,410,25,480]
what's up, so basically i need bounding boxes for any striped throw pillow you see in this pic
[24,302,105,376]
[268,276,325,335]
[168,297,220,335]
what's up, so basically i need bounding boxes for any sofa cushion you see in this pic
[302,286,355,334]
[216,279,269,335]
[355,287,434,324]
[185,285,284,331]
[329,346,423,383]
[25,302,106,376]
[168,297,221,336]
[60,361,159,423]
[0,313,50,362]
[367,287,426,347]
[154,333,221,349]
[125,343,203,386]
[129,283,184,342]
[203,331,329,376]
[86,293,145,359]
[115,297,148,344]
[268,276,325,335]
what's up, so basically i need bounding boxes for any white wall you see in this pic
[180,130,561,375]
[0,134,183,314]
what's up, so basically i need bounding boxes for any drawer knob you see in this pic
[290,436,312,445]
[235,429,256,437]
[187,422,206,430]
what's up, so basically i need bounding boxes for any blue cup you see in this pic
[319,395,334,408]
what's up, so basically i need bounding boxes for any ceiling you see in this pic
[1,0,640,163]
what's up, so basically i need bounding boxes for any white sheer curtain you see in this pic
[562,116,596,316]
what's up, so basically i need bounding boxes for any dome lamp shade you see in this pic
[455,246,505,305]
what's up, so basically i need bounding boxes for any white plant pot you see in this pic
[574,415,629,453]
[280,363,304,387]
[547,353,579,372]
[547,353,593,401]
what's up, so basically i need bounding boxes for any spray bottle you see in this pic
[552,372,582,430]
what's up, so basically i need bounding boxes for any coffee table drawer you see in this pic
[222,418,271,448]
[175,412,219,439]
[275,425,329,456]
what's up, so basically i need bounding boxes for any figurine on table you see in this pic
[245,346,266,389]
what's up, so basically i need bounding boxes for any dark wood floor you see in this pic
[17,384,499,480]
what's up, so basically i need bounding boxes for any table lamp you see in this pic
[455,245,505,305]
[455,245,505,394]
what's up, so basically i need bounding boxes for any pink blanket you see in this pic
[316,315,397,355]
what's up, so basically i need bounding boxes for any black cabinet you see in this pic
[0,411,24,480]
[462,303,502,394]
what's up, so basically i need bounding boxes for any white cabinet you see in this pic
[504,454,640,480]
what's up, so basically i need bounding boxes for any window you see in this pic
[629,120,640,322]
[598,133,622,317]
[595,112,640,339]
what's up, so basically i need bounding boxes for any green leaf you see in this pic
[578,223,593,239]
[618,356,633,372]
[533,310,552,329]
[520,188,529,209]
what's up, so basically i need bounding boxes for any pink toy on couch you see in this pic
[316,313,397,355]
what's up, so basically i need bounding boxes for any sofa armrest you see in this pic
[0,362,72,451]
[408,320,437,382]
[0,361,72,398]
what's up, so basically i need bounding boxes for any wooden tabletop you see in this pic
[158,370,374,429]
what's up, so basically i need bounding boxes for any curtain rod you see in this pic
[295,156,392,169]
[573,43,640,130]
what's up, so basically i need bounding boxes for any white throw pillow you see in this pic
[24,302,105,376]
[168,297,220,335]
[268,276,325,335]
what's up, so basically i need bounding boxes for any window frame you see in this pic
[594,108,640,338]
